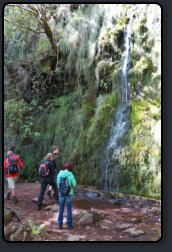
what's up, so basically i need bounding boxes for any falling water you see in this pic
[104,14,134,192]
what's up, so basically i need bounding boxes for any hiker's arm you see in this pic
[18,158,24,169]
[71,174,76,187]
[57,173,60,186]
[4,159,7,175]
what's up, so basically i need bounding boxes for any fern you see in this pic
[28,220,47,241]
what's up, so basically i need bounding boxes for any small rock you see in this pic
[85,192,99,198]
[134,204,141,209]
[102,220,113,225]
[45,206,53,211]
[120,208,131,213]
[123,227,144,236]
[130,218,137,223]
[107,199,117,204]
[100,224,109,230]
[67,235,80,241]
[23,231,28,241]
[116,223,133,230]
[52,204,59,212]
[72,209,80,215]
[10,234,15,241]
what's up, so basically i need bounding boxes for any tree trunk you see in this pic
[43,21,57,57]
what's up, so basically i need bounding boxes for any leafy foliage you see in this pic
[28,220,47,241]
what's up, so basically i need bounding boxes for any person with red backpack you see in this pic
[36,153,58,210]
[4,151,23,204]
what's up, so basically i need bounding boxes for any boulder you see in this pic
[4,211,13,225]
[4,223,15,239]
[90,208,105,223]
[77,212,94,226]
[13,226,25,241]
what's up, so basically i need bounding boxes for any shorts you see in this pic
[7,177,17,189]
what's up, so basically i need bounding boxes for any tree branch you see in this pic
[7,4,44,23]
[8,4,39,18]
[4,18,45,34]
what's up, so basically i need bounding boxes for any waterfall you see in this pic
[119,15,133,103]
[104,15,134,192]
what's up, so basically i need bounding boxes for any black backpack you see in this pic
[6,155,19,175]
[38,162,50,178]
[58,177,70,196]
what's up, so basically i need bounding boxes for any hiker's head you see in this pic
[46,153,53,161]
[7,151,13,157]
[53,146,59,154]
[64,162,72,172]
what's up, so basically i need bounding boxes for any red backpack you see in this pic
[6,155,19,175]
[38,162,50,178]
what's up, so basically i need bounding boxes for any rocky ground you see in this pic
[4,182,161,242]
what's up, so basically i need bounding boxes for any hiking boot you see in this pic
[68,226,73,230]
[54,200,58,204]
[13,196,18,204]
[36,205,41,210]
[57,226,62,230]
[47,190,51,198]
[5,192,11,200]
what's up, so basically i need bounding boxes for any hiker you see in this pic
[4,150,23,204]
[57,162,76,230]
[36,153,58,210]
[47,146,60,198]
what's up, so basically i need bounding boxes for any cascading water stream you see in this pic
[104,14,135,192]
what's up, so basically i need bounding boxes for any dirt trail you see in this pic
[4,182,161,241]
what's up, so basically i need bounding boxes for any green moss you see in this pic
[131,99,147,127]
[87,104,116,150]
[42,63,51,73]
[119,97,161,198]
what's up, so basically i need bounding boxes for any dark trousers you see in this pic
[37,176,58,207]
